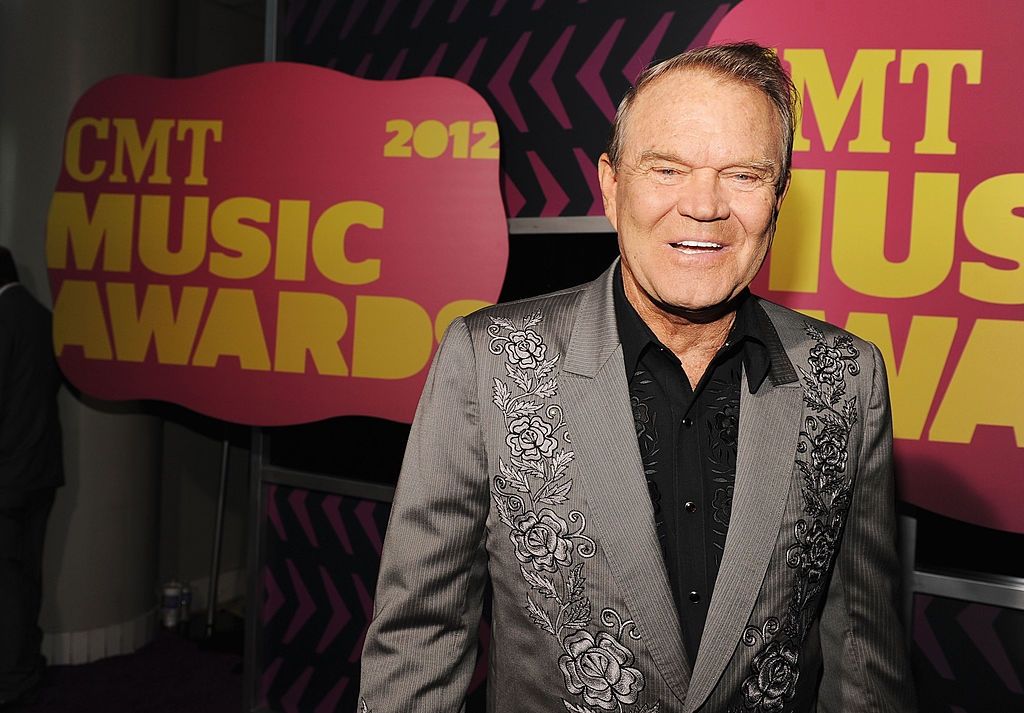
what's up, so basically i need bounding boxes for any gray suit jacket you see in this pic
[359,264,916,712]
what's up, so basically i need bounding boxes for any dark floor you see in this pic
[17,620,243,713]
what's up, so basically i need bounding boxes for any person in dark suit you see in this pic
[0,246,64,709]
[359,43,915,711]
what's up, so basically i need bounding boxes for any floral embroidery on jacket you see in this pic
[731,325,861,712]
[489,313,659,713]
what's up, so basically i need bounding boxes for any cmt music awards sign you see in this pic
[46,63,508,425]
[714,0,1023,532]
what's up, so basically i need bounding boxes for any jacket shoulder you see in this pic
[756,297,880,357]
[461,282,590,335]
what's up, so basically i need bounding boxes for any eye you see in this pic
[727,171,759,183]
[646,166,687,184]
[724,169,770,190]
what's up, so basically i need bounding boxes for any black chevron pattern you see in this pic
[278,0,739,217]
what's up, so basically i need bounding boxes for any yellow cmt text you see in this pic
[64,117,223,186]
[784,48,982,155]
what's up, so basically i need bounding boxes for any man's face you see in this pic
[599,69,788,318]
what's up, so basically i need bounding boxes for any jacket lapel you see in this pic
[561,267,692,705]
[683,369,804,712]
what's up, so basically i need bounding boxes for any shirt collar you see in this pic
[612,264,773,394]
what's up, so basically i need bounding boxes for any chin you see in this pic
[655,293,729,316]
[656,281,730,306]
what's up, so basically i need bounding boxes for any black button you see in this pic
[689,591,701,603]
[685,501,697,513]
[682,418,693,428]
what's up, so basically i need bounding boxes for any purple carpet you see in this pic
[19,631,242,713]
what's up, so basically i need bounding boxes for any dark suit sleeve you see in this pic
[817,343,917,712]
[358,317,489,713]
[0,318,9,426]
[0,309,14,479]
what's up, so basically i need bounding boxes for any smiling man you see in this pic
[359,42,916,712]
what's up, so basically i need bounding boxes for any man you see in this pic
[0,247,64,709]
[359,42,915,712]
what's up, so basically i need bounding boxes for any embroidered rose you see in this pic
[807,342,846,386]
[714,405,739,446]
[559,630,645,710]
[505,415,558,462]
[630,396,650,432]
[504,329,547,368]
[801,519,837,583]
[712,486,733,527]
[510,509,573,572]
[742,639,800,712]
[811,423,848,476]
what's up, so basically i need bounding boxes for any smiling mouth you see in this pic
[670,240,724,253]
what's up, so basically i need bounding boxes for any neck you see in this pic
[623,278,738,388]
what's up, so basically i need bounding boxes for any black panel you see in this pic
[914,506,1024,578]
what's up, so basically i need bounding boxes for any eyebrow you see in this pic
[636,150,685,165]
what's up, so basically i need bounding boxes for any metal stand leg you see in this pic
[205,438,230,638]
[243,428,264,713]
[898,511,918,650]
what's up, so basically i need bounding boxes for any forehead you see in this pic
[622,68,782,164]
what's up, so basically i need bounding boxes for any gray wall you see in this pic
[1,0,173,659]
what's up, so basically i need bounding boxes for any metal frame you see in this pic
[262,463,395,503]
[244,426,397,711]
[243,427,266,713]
[899,514,1024,612]
[914,569,1024,610]
[898,512,917,636]
[263,0,277,62]
[508,216,613,234]
[249,0,275,676]
[205,439,232,638]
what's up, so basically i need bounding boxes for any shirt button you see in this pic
[689,591,701,603]
[682,418,693,428]
[685,501,697,513]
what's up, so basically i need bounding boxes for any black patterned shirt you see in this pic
[613,268,773,667]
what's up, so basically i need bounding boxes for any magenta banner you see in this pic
[714,0,1023,533]
[46,63,508,426]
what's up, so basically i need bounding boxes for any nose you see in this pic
[676,168,729,221]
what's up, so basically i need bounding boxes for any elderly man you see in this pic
[359,42,915,712]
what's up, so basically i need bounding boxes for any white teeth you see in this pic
[673,241,722,248]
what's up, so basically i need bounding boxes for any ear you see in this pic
[598,153,619,230]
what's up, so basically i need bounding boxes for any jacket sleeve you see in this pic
[817,343,917,712]
[358,317,489,713]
